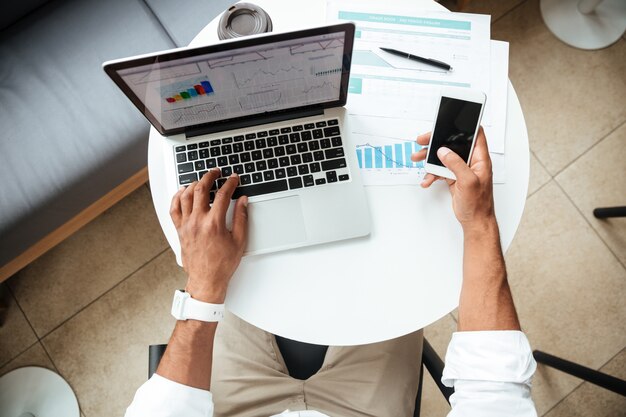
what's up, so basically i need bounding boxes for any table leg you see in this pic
[578,0,603,14]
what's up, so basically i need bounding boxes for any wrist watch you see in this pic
[171,290,225,322]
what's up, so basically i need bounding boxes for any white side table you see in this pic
[541,0,626,50]
[0,367,79,417]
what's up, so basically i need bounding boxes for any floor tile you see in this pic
[420,314,456,416]
[450,308,459,322]
[439,0,526,22]
[0,291,37,367]
[528,150,551,196]
[543,348,626,417]
[8,186,169,337]
[42,250,185,417]
[419,371,452,417]
[492,0,626,175]
[504,181,626,414]
[0,341,55,376]
[556,122,626,266]
[424,313,457,359]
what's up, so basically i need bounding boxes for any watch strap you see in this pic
[171,290,225,322]
[184,295,225,322]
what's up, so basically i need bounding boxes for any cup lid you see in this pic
[218,2,273,40]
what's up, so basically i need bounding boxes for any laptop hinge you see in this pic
[185,108,324,139]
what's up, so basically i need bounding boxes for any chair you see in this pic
[148,336,453,417]
[593,206,626,219]
[533,350,626,396]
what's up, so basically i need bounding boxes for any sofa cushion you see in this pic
[0,0,51,31]
[0,0,174,266]
[144,0,234,46]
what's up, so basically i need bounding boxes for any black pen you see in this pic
[379,47,453,71]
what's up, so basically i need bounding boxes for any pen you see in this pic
[379,47,453,71]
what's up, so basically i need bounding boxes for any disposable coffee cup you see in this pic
[218,2,273,40]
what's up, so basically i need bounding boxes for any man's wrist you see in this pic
[185,279,228,304]
[462,216,499,241]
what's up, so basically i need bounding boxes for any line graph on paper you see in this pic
[355,140,426,186]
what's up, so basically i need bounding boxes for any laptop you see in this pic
[103,23,371,256]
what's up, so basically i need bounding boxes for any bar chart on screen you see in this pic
[162,78,215,104]
[355,139,426,186]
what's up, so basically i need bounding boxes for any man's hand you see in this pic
[413,128,520,331]
[411,127,495,232]
[169,169,249,303]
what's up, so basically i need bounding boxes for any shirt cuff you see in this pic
[125,374,214,417]
[442,330,536,388]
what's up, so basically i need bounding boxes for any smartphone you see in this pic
[424,88,486,180]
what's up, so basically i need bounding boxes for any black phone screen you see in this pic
[427,97,483,167]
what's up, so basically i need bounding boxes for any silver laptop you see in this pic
[103,23,370,256]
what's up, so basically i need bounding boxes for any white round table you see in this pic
[148,0,529,345]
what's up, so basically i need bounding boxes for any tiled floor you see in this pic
[1,1,625,416]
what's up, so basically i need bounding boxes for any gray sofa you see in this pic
[0,0,233,280]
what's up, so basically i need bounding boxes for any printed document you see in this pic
[326,0,508,185]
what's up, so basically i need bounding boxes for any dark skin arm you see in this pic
[156,169,249,390]
[412,129,520,331]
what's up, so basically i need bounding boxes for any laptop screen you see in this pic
[105,24,355,136]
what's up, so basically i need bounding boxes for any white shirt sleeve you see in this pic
[442,331,538,417]
[124,374,214,417]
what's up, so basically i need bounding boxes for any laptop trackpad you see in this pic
[246,196,307,253]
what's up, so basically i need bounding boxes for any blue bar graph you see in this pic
[200,81,214,94]
[384,145,393,168]
[374,147,383,168]
[355,141,425,170]
[413,142,424,168]
[394,144,403,168]
[414,143,424,168]
[364,147,373,168]
[404,142,413,168]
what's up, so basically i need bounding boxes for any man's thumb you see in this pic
[232,196,249,248]
[437,147,473,181]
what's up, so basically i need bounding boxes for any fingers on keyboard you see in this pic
[176,119,349,199]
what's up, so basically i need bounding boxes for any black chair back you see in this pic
[274,335,329,380]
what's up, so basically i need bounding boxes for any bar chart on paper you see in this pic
[355,139,426,186]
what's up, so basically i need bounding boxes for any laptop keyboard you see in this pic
[174,119,350,203]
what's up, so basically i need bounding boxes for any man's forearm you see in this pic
[458,219,520,331]
[156,320,218,390]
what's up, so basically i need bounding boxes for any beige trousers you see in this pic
[211,312,423,417]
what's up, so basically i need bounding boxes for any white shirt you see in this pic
[126,331,537,417]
